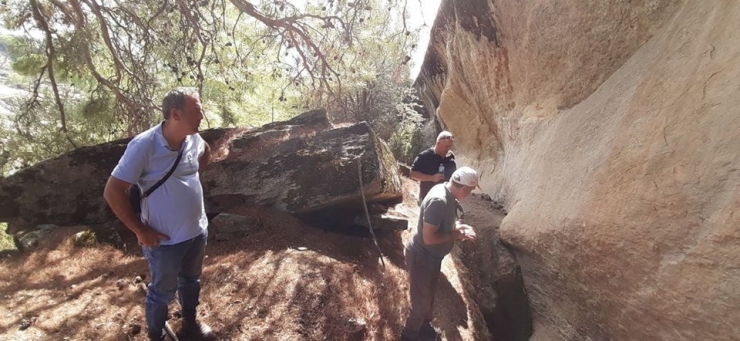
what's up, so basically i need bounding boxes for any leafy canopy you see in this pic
[0,0,425,174]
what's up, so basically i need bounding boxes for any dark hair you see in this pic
[162,87,199,119]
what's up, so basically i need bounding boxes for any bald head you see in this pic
[434,131,454,157]
[436,131,454,142]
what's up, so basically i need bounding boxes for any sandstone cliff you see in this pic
[416,0,740,339]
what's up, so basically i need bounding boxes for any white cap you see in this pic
[451,166,480,188]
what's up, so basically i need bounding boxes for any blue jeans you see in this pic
[142,232,207,339]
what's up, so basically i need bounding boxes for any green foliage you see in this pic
[389,108,425,164]
[0,34,41,58]
[0,86,123,173]
[0,0,424,174]
[11,54,44,75]
[73,230,97,248]
[1,34,44,77]
[0,223,15,251]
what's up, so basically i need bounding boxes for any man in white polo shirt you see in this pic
[104,87,214,341]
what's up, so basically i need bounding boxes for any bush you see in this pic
[389,110,425,165]
[0,223,15,251]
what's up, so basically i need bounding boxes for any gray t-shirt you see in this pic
[411,183,459,259]
[111,122,208,245]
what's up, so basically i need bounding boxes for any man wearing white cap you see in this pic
[410,131,457,203]
[402,166,479,341]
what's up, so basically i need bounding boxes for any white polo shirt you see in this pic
[111,122,208,245]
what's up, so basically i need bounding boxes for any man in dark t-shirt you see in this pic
[410,131,457,203]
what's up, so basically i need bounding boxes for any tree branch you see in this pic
[229,0,342,93]
[81,0,135,82]
[30,0,77,148]
[67,0,143,119]
[175,0,210,94]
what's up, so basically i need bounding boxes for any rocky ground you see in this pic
[0,178,513,341]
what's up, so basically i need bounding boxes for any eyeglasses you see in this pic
[439,136,454,140]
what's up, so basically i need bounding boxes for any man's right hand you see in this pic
[104,176,171,247]
[456,223,477,242]
[136,224,170,247]
[430,173,445,182]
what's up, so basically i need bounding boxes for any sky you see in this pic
[406,0,442,79]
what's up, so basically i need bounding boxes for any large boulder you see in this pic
[0,109,401,233]
[203,121,402,214]
[417,0,740,339]
[0,138,131,232]
[200,108,333,159]
[208,213,260,241]
[0,109,329,231]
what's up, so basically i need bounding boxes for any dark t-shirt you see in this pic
[411,183,459,259]
[411,148,456,201]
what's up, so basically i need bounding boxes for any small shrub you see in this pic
[389,110,425,165]
[0,223,16,251]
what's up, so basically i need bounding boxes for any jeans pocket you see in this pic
[413,250,425,267]
[412,249,439,270]
[141,244,160,260]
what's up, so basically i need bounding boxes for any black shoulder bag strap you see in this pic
[143,149,183,198]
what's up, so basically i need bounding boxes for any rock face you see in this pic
[203,120,402,214]
[417,0,740,339]
[0,138,131,232]
[208,213,259,241]
[0,109,402,233]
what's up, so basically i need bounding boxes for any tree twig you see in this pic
[30,0,77,148]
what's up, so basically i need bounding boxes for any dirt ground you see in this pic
[0,178,503,340]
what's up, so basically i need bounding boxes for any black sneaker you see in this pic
[178,319,216,341]
[147,330,165,341]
